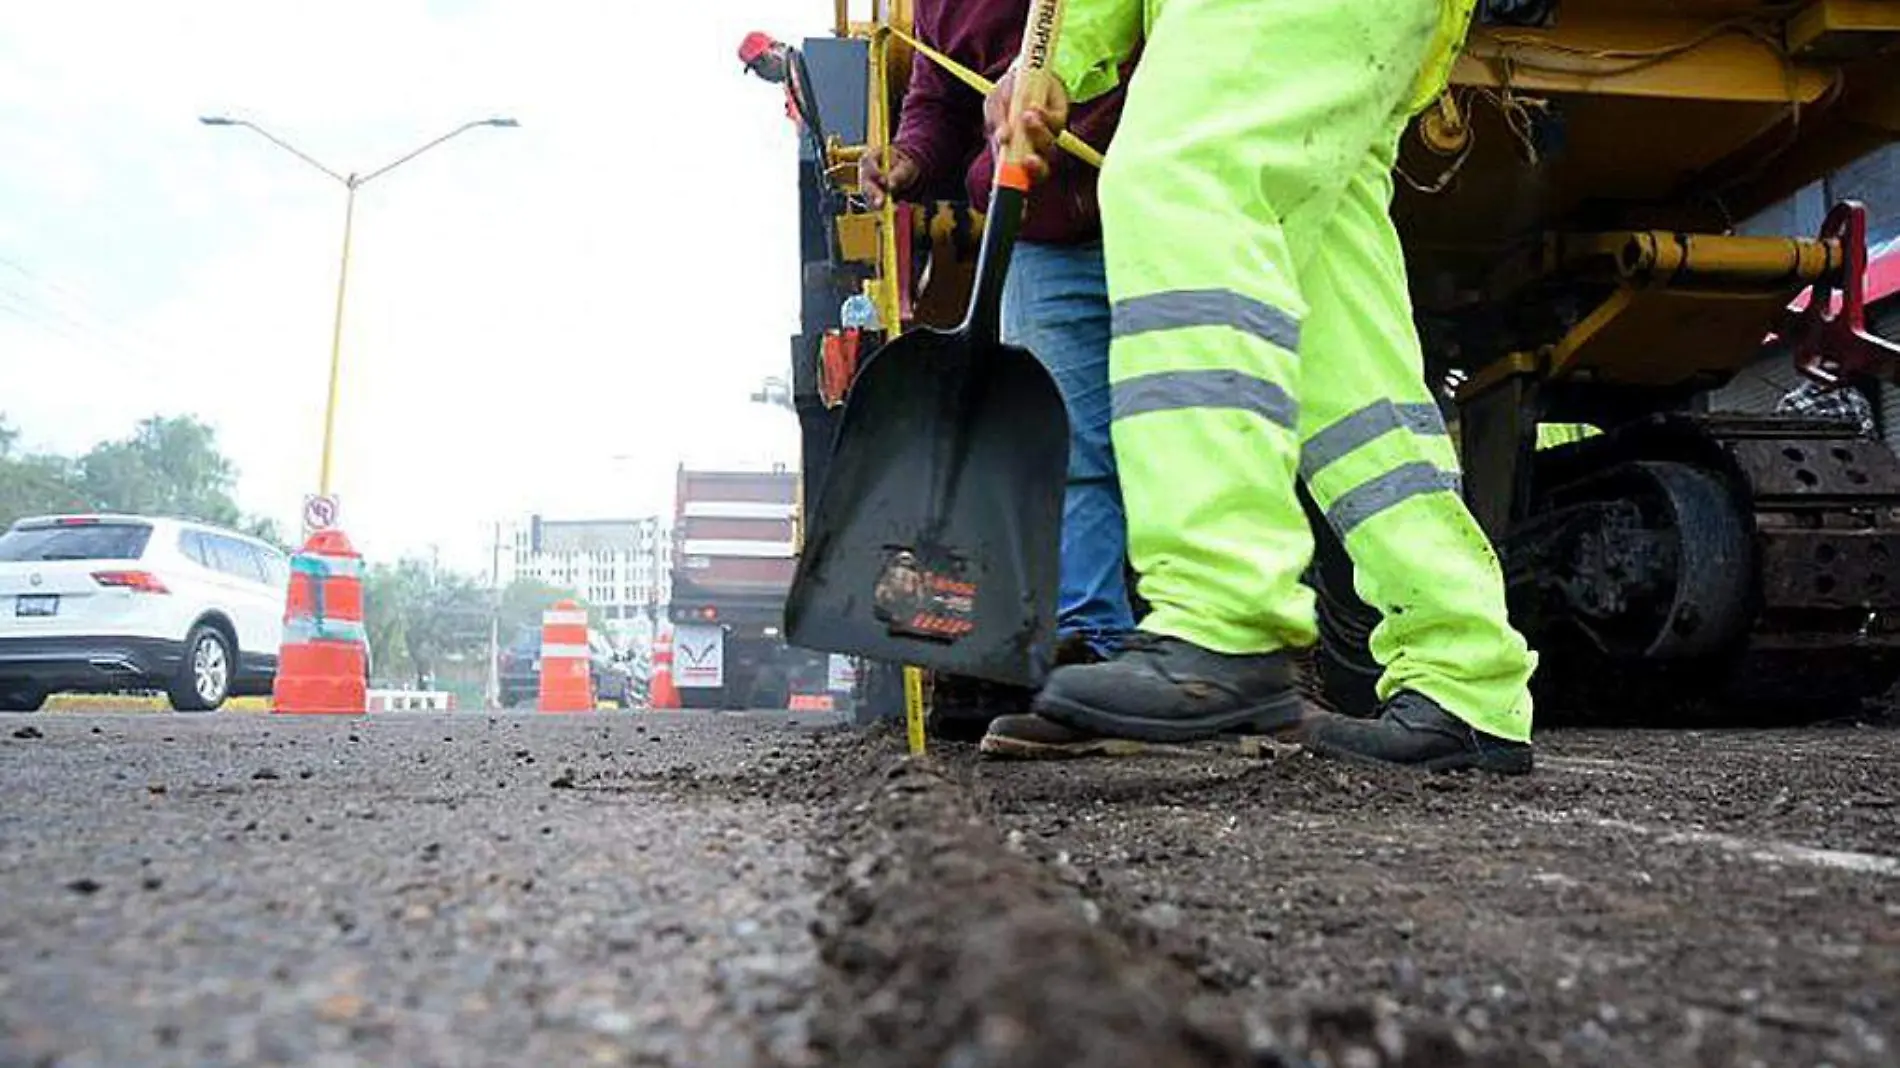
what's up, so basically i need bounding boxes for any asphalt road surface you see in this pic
[2,709,1895,1068]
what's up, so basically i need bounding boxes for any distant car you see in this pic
[0,514,290,712]
[497,624,638,709]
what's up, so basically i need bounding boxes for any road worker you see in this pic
[984,0,1539,773]
[862,0,1140,743]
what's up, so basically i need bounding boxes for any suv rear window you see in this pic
[0,522,154,562]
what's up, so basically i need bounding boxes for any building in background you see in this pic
[499,515,672,646]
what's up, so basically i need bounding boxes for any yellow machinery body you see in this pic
[757,0,1900,723]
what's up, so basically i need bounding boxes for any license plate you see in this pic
[15,595,58,617]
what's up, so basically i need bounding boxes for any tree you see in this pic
[367,558,490,689]
[0,412,281,537]
[497,577,602,643]
[0,416,90,528]
[362,562,415,685]
[76,415,242,525]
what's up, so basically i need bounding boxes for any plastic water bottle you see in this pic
[841,293,881,331]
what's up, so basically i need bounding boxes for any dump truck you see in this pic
[742,1,1900,725]
[667,466,830,709]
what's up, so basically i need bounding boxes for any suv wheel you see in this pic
[171,624,233,712]
[0,686,47,713]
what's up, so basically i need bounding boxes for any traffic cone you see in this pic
[272,528,369,715]
[649,624,681,710]
[538,599,593,713]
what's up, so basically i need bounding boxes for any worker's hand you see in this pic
[985,66,1069,185]
[859,146,919,208]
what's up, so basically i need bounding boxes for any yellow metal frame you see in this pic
[830,3,932,754]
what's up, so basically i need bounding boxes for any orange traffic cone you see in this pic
[538,600,593,712]
[272,528,369,715]
[649,624,681,710]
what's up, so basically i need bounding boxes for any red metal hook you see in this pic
[1786,201,1900,386]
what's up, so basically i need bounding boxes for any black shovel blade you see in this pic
[784,326,1070,688]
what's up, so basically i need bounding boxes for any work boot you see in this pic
[925,674,1030,743]
[977,713,1152,759]
[1032,632,1307,743]
[926,635,1106,743]
[1300,690,1533,775]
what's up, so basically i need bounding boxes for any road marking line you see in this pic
[1521,808,1900,878]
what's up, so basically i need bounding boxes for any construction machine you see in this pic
[741,1,1900,725]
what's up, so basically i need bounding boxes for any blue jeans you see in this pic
[1001,240,1136,654]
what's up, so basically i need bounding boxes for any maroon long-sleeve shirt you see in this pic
[891,0,1131,245]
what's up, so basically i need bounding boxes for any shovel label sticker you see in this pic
[873,547,977,643]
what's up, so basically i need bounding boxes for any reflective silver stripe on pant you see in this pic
[1300,400,1449,480]
[1325,461,1462,537]
[1112,369,1298,429]
[1112,289,1302,352]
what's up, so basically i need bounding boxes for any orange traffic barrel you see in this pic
[538,600,592,712]
[649,625,680,710]
[788,693,834,713]
[272,528,368,715]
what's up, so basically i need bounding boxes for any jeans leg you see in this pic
[1001,241,1136,652]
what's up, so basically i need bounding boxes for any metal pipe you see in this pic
[1556,230,1842,290]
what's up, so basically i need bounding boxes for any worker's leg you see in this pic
[1001,239,1136,657]
[1030,0,1443,743]
[1287,131,1537,753]
[941,240,1134,748]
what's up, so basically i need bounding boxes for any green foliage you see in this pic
[0,412,278,536]
[364,558,491,688]
[497,577,601,641]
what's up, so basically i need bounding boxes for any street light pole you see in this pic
[199,115,519,501]
[320,182,357,496]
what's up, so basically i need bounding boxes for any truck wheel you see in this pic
[170,624,233,712]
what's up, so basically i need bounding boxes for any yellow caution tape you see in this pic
[886,24,1106,170]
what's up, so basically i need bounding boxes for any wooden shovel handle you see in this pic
[998,0,1065,191]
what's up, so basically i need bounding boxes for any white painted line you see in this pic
[1521,808,1900,878]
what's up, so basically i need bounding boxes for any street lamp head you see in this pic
[199,115,239,127]
[484,117,520,128]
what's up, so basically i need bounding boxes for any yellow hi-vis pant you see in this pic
[1094,0,1536,740]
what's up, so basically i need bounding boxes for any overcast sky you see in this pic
[0,0,829,572]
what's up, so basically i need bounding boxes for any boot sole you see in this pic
[1303,735,1535,776]
[1033,690,1309,745]
[976,733,1154,760]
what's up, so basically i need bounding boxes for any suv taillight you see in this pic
[92,570,169,594]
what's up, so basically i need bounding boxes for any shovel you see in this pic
[784,0,1072,689]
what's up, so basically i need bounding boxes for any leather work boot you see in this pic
[977,713,1152,760]
[925,674,1030,742]
[1032,632,1308,743]
[1300,691,1533,775]
[926,635,1107,743]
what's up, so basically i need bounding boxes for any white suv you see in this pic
[0,514,290,712]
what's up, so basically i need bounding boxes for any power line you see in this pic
[0,287,158,380]
[0,254,179,375]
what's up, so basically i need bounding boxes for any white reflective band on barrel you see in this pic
[542,610,588,626]
[540,643,590,659]
[292,554,365,580]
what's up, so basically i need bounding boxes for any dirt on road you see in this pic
[3,712,1895,1068]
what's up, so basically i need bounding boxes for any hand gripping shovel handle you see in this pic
[964,0,1066,343]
